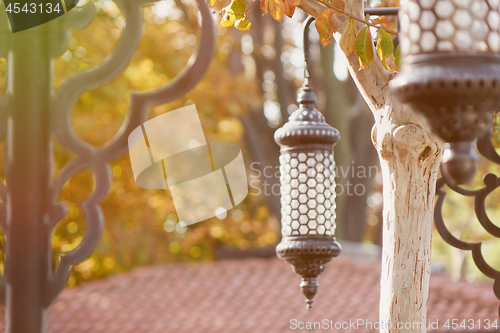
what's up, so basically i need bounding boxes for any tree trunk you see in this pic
[299,1,443,331]
[373,109,441,332]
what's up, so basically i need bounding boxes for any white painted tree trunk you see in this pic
[374,107,441,333]
[299,1,443,331]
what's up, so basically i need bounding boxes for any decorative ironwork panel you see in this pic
[435,129,500,316]
[0,1,216,328]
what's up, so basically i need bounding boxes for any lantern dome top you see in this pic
[274,86,340,149]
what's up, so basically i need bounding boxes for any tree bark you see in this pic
[299,1,443,331]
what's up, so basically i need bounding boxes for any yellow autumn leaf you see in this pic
[339,18,356,54]
[315,9,334,47]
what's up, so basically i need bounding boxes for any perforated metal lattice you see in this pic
[279,151,336,237]
[400,0,500,55]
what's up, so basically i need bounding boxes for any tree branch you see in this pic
[299,0,394,114]
[318,0,398,35]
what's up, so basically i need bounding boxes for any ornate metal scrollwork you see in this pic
[0,0,216,308]
[434,129,500,316]
[46,0,215,305]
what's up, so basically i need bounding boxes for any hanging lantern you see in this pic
[274,17,341,311]
[390,0,500,183]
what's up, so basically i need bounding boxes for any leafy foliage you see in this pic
[223,0,400,72]
[315,9,334,46]
[371,16,389,28]
[260,0,299,21]
[235,16,252,30]
[394,44,401,70]
[220,0,247,27]
[339,18,356,54]
[314,7,399,71]
[284,0,299,18]
[325,0,345,14]
[376,28,393,70]
[216,0,299,29]
[354,27,374,69]
[268,0,285,21]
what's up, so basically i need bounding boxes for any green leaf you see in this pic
[339,18,356,54]
[394,44,401,71]
[355,26,374,69]
[376,28,394,61]
[268,0,284,21]
[315,9,334,46]
[235,17,252,31]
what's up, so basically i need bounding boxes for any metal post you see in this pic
[363,7,399,16]
[5,31,52,333]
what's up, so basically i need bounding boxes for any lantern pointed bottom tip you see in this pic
[300,277,318,311]
[442,142,479,185]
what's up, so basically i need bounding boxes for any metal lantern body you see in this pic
[274,86,341,310]
[390,0,500,183]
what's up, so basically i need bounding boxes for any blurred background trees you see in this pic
[49,0,382,285]
[0,0,499,286]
